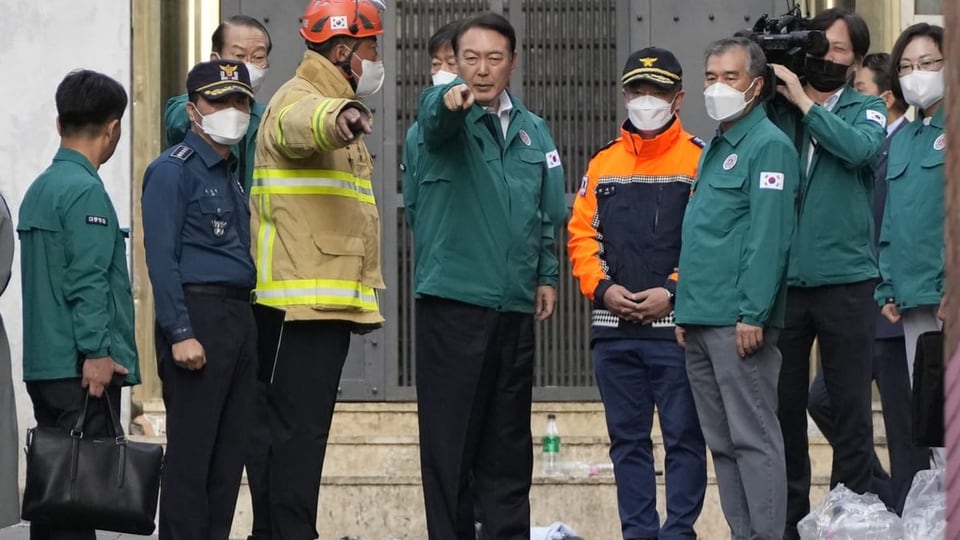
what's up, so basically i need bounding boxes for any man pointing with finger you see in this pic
[412,12,567,540]
[250,0,387,537]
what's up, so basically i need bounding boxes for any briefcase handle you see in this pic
[69,391,126,444]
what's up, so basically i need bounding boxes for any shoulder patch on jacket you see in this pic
[589,139,618,160]
[689,136,705,148]
[865,109,885,127]
[170,145,195,161]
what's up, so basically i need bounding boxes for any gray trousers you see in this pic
[684,326,785,540]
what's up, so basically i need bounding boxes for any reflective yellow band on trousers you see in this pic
[255,279,378,311]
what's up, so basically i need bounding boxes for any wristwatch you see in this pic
[665,288,675,305]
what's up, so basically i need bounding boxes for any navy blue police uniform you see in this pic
[141,60,258,540]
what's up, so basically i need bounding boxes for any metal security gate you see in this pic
[223,0,782,400]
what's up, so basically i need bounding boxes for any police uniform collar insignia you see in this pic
[519,129,531,146]
[171,145,194,161]
[723,154,738,170]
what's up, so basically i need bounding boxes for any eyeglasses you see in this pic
[897,58,943,76]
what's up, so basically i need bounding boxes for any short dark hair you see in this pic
[889,23,944,105]
[705,37,775,102]
[212,15,273,55]
[428,21,460,58]
[705,37,766,79]
[809,8,870,61]
[55,70,128,137]
[860,52,907,113]
[453,12,516,56]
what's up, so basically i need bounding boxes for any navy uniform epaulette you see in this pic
[170,144,195,161]
[589,138,618,160]
[689,136,705,148]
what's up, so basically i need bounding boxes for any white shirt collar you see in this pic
[823,87,844,112]
[886,115,906,137]
[484,91,513,116]
[484,91,513,138]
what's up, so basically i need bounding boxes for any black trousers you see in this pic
[157,291,257,540]
[777,281,876,540]
[808,337,930,514]
[26,380,121,540]
[264,320,351,540]
[415,296,535,540]
[246,379,272,540]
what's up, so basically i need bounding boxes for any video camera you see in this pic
[740,3,828,76]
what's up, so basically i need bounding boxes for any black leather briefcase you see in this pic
[21,391,163,534]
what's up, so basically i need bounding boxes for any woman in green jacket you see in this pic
[876,23,946,383]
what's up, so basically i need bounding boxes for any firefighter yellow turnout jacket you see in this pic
[251,50,384,325]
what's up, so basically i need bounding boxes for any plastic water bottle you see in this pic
[542,414,561,476]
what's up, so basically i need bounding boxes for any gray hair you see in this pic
[704,37,767,79]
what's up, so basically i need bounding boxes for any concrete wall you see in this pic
[0,0,132,488]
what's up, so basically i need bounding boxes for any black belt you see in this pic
[183,284,252,302]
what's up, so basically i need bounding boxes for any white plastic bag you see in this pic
[902,469,945,540]
[530,521,579,540]
[798,483,903,540]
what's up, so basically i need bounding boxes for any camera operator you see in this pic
[764,8,887,539]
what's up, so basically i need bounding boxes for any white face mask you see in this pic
[704,78,758,122]
[626,94,675,132]
[355,57,385,97]
[246,63,268,93]
[899,69,944,111]
[432,70,458,87]
[192,105,250,146]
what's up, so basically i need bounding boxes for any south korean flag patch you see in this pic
[545,150,562,169]
[330,15,348,30]
[759,171,784,191]
[578,175,588,197]
[866,109,886,127]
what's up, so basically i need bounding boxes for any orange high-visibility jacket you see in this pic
[567,118,702,339]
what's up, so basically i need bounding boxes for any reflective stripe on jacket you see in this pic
[252,50,384,324]
[568,117,702,340]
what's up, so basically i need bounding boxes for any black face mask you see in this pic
[804,56,850,92]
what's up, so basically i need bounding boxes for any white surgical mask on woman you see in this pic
[626,94,675,132]
[703,78,758,122]
[192,104,250,146]
[899,69,945,111]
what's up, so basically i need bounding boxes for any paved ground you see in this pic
[0,523,159,539]
[0,523,255,540]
